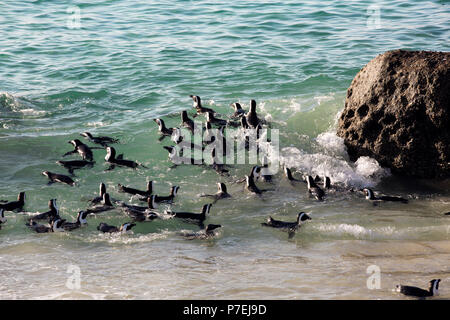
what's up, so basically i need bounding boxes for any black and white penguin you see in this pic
[362,188,408,203]
[245,175,263,195]
[206,112,228,127]
[26,218,65,233]
[200,182,231,203]
[61,211,89,231]
[306,175,325,201]
[105,147,144,170]
[323,176,331,189]
[179,224,222,240]
[284,167,305,183]
[152,186,180,203]
[246,100,260,128]
[210,148,230,176]
[230,102,245,118]
[85,193,114,214]
[163,146,202,166]
[63,139,94,161]
[0,209,6,227]
[240,116,250,129]
[181,110,196,133]
[261,212,311,238]
[119,195,158,212]
[190,95,215,115]
[0,192,25,212]
[80,132,118,147]
[396,279,441,298]
[42,171,75,186]
[97,222,136,233]
[28,199,60,222]
[89,182,107,204]
[154,119,174,137]
[56,159,95,175]
[171,128,204,153]
[167,203,212,225]
[118,181,153,197]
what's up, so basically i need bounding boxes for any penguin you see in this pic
[26,218,65,233]
[306,175,325,201]
[179,224,222,240]
[284,167,305,183]
[105,147,145,170]
[246,99,260,128]
[0,208,6,226]
[163,146,202,166]
[118,181,153,197]
[97,222,136,233]
[118,195,158,212]
[235,165,261,184]
[240,116,250,129]
[56,159,95,175]
[154,119,174,137]
[171,128,204,153]
[362,188,408,203]
[181,110,196,133]
[259,157,273,182]
[61,211,89,231]
[0,192,25,212]
[125,209,159,222]
[42,171,75,186]
[89,182,107,204]
[85,193,114,214]
[151,186,180,204]
[445,212,450,216]
[323,176,331,189]
[206,112,228,127]
[396,279,441,298]
[80,132,118,147]
[28,199,60,222]
[230,102,245,118]
[261,212,312,239]
[190,95,215,115]
[167,203,212,226]
[63,139,94,161]
[200,182,231,203]
[245,175,264,195]
[210,148,230,176]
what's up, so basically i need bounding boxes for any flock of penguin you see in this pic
[0,95,443,298]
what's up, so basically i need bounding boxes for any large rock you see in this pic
[337,49,450,179]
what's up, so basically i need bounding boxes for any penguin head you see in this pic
[324,176,331,189]
[49,199,59,215]
[77,211,89,225]
[181,110,189,122]
[80,132,93,139]
[218,182,227,193]
[154,118,164,129]
[429,279,441,296]
[202,203,212,215]
[147,181,153,192]
[42,171,50,178]
[103,193,112,206]
[231,102,242,111]
[105,146,116,161]
[19,191,26,202]
[190,95,201,107]
[51,219,65,232]
[148,195,158,209]
[99,182,106,196]
[0,208,6,224]
[171,186,180,197]
[249,99,257,113]
[297,212,312,224]
[251,165,261,179]
[119,222,136,233]
[205,224,222,233]
[69,139,82,147]
[362,188,374,200]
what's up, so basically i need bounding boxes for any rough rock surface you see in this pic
[337,49,450,178]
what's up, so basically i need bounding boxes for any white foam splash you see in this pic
[316,131,347,156]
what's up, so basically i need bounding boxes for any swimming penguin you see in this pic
[118,181,153,197]
[240,116,250,129]
[284,167,305,183]
[179,224,222,240]
[63,139,94,161]
[181,110,196,133]
[26,218,65,233]
[235,165,261,184]
[306,175,325,201]
[396,279,441,298]
[362,188,408,203]
[150,186,180,204]
[61,211,89,231]
[163,146,202,166]
[28,199,60,222]
[209,148,230,176]
[259,157,273,182]
[230,102,245,118]
[171,128,205,153]
[190,95,215,115]
[80,132,118,147]
[119,195,158,212]
[89,182,107,204]
[245,175,263,195]
[0,209,6,226]
[42,171,75,186]
[167,203,212,226]
[105,147,144,170]
[206,112,229,127]
[85,193,114,214]
[97,222,136,233]
[261,212,311,239]
[0,192,25,212]
[200,182,231,203]
[323,176,331,189]
[246,100,261,128]
[154,119,174,138]
[56,159,95,175]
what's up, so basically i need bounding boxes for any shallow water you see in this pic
[0,0,449,299]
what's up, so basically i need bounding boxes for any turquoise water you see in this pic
[0,1,449,299]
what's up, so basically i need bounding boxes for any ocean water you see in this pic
[0,0,449,299]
